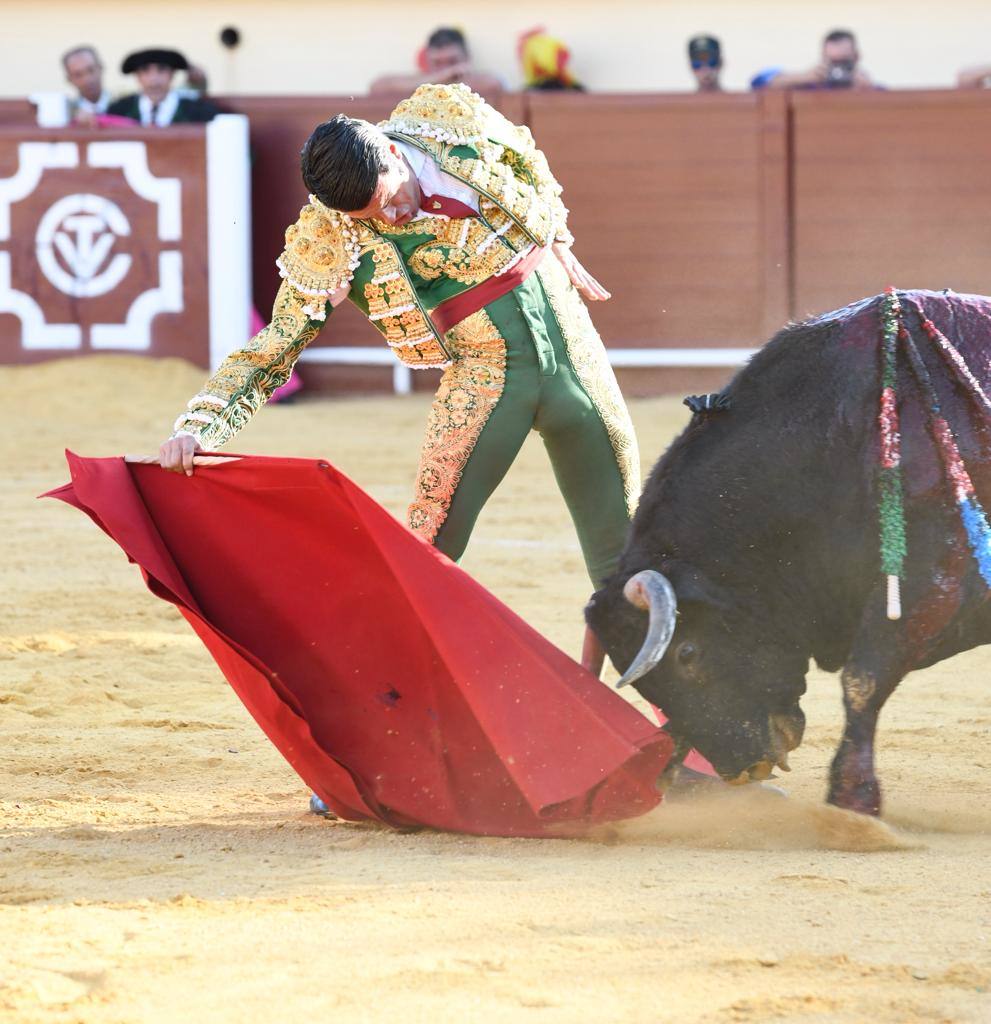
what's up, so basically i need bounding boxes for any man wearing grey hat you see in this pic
[108,48,218,126]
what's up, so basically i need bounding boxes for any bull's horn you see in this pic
[581,625,606,678]
[616,570,677,689]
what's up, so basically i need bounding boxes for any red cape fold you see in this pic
[45,452,672,837]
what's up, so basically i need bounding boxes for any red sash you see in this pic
[431,244,549,335]
[416,192,550,334]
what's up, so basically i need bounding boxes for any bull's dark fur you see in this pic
[587,289,991,813]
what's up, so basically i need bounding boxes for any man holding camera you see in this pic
[764,29,876,91]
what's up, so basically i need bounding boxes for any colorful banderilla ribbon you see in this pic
[878,288,907,620]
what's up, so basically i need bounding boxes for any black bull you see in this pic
[586,289,991,815]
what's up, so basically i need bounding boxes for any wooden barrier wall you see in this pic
[526,91,789,393]
[0,118,250,368]
[791,89,991,318]
[3,90,991,393]
[0,126,209,364]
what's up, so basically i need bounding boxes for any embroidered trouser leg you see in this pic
[410,272,639,588]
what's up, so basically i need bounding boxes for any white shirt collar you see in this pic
[394,139,479,215]
[138,90,180,127]
[75,90,111,115]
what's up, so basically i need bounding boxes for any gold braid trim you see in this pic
[397,133,561,249]
[497,123,573,246]
[364,242,449,367]
[276,199,373,306]
[439,151,559,247]
[536,258,641,514]
[406,213,532,286]
[172,281,321,449]
[407,310,507,541]
[383,83,493,146]
[383,84,570,246]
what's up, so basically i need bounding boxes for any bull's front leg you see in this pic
[830,535,968,814]
[828,661,903,815]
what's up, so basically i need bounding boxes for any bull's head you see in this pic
[586,566,807,783]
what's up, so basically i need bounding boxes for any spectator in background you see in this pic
[182,65,210,98]
[518,28,584,91]
[369,27,501,95]
[63,45,111,123]
[958,64,991,88]
[107,49,219,125]
[687,35,723,93]
[758,29,876,90]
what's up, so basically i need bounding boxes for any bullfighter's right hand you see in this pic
[159,434,202,476]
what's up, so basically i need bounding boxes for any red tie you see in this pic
[420,193,477,220]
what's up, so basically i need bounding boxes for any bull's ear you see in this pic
[662,560,732,610]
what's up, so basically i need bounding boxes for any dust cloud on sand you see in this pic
[2,356,990,1023]
[590,786,915,853]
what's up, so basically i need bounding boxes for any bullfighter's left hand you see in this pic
[552,242,611,302]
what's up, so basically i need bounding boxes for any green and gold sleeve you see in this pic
[501,122,573,247]
[171,281,328,450]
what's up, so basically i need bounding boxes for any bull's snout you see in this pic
[769,710,805,771]
[713,711,804,784]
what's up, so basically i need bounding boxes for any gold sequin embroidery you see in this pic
[173,281,321,449]
[363,240,449,367]
[407,310,508,541]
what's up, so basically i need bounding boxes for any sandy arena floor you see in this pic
[2,356,990,1023]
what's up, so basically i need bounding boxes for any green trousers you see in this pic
[431,273,633,588]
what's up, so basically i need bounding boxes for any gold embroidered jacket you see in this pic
[173,84,572,449]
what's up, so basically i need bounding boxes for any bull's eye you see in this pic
[676,642,698,665]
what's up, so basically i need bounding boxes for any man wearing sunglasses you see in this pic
[688,35,724,93]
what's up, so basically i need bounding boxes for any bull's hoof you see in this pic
[827,779,881,817]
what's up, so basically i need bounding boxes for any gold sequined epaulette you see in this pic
[275,198,368,318]
[382,83,492,146]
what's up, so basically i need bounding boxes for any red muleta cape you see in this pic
[45,452,672,837]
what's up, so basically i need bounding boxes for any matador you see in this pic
[160,84,640,588]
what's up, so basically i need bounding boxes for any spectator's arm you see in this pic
[764,65,827,89]
[370,71,434,96]
[851,68,876,90]
[958,64,991,89]
[458,72,503,97]
[186,65,209,94]
[371,63,480,96]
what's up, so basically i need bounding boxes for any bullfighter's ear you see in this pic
[662,560,732,610]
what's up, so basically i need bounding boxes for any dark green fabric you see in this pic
[351,207,521,322]
[433,273,630,588]
[105,94,218,123]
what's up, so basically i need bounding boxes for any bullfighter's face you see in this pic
[345,144,422,227]
[587,578,807,783]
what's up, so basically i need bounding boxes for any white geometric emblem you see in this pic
[35,193,132,298]
[0,140,183,351]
